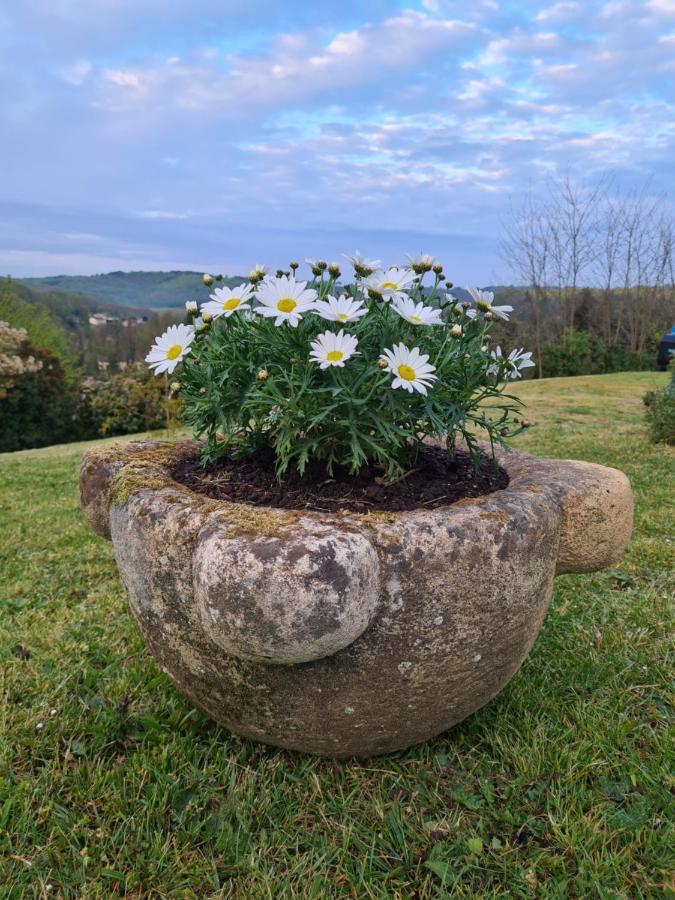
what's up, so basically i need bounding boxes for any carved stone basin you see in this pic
[80,440,633,757]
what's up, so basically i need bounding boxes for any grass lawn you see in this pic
[1,372,673,898]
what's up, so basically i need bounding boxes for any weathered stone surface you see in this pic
[80,439,633,757]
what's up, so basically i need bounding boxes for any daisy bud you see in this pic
[354,263,375,278]
[451,305,462,317]
[317,260,328,272]
[195,317,208,333]
[432,263,444,276]
[445,281,454,289]
[249,264,268,284]
[461,301,470,310]
[185,300,198,315]
[283,271,291,278]
[310,264,323,277]
[203,274,214,286]
[328,262,341,278]
[521,419,531,427]
[199,387,206,395]
[500,427,509,436]
[377,357,388,369]
[275,269,284,278]
[484,310,493,320]
[411,263,426,275]
[201,311,213,324]
[170,381,181,393]
[290,261,299,271]
[451,324,463,338]
[215,274,223,282]
[257,369,269,381]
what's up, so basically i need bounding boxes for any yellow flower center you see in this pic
[326,350,344,362]
[166,344,183,360]
[398,364,416,381]
[337,313,348,320]
[380,281,398,290]
[277,297,297,313]
[222,297,241,310]
[410,315,422,324]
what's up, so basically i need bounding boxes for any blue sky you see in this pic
[1,0,674,282]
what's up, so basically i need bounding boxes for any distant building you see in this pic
[89,313,120,326]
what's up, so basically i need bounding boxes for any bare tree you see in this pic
[500,194,550,377]
[501,174,675,374]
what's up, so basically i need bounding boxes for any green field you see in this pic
[1,372,673,898]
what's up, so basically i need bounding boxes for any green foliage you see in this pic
[542,329,654,378]
[643,362,675,444]
[0,342,77,452]
[0,279,73,371]
[1,372,672,897]
[78,364,180,438]
[0,333,179,450]
[177,271,530,479]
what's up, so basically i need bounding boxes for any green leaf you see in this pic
[467,837,483,854]
[425,860,452,882]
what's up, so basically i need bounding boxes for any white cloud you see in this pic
[61,61,92,85]
[136,210,190,219]
[646,0,675,16]
[535,2,580,22]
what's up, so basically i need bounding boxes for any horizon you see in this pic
[1,1,674,281]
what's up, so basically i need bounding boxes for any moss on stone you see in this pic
[109,464,174,506]
[210,504,297,538]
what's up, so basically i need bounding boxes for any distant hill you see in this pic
[2,277,184,374]
[18,271,241,309]
[17,271,521,310]
[9,279,154,328]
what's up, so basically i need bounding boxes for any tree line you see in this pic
[500,175,675,378]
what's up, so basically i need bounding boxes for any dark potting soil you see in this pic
[172,446,508,514]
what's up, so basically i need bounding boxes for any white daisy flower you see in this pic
[248,264,268,283]
[314,294,367,323]
[185,300,198,315]
[365,267,415,302]
[254,275,318,327]
[489,346,536,379]
[392,296,444,326]
[465,287,513,321]
[201,283,254,319]
[381,343,437,395]
[343,250,381,277]
[406,252,436,273]
[305,258,327,274]
[145,323,195,375]
[309,330,359,369]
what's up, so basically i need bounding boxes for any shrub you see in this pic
[144,256,535,479]
[78,363,179,438]
[0,321,77,452]
[541,329,654,378]
[643,363,675,444]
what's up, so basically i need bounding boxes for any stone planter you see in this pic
[80,440,633,757]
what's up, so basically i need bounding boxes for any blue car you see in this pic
[657,326,675,370]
